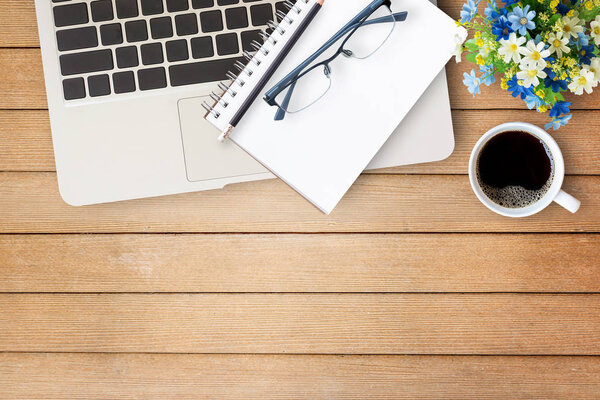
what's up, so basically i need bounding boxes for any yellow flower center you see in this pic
[581,50,586,56]
[553,39,562,47]
[528,69,538,77]
[520,17,528,26]
[510,44,518,51]
[532,51,541,60]
[564,25,571,32]
[578,76,587,85]
[595,27,600,34]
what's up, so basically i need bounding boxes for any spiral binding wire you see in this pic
[203,0,309,119]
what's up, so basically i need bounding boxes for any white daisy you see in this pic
[583,58,600,83]
[520,40,551,69]
[561,16,584,40]
[591,16,600,46]
[498,33,527,63]
[568,69,597,95]
[453,28,468,63]
[516,64,547,88]
[547,32,570,59]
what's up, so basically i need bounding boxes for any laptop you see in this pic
[35,0,454,206]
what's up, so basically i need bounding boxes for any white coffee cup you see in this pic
[468,122,580,217]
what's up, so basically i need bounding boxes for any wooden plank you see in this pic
[3,48,600,110]
[1,293,599,353]
[0,49,46,110]
[0,1,38,47]
[1,354,599,399]
[0,173,597,233]
[0,110,54,171]
[3,110,600,174]
[2,234,599,293]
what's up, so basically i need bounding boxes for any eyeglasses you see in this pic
[263,0,407,120]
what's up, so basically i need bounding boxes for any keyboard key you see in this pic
[175,14,199,36]
[113,71,136,93]
[56,26,98,51]
[225,7,248,29]
[116,0,139,18]
[100,23,123,45]
[150,16,173,39]
[200,10,223,32]
[59,49,113,76]
[116,46,139,68]
[90,0,114,22]
[169,56,242,86]
[166,39,189,62]
[141,43,164,65]
[138,67,167,90]
[241,29,261,52]
[192,0,214,8]
[88,74,111,97]
[215,33,238,55]
[218,0,238,4]
[53,3,88,27]
[250,4,272,26]
[63,77,86,100]
[125,20,148,42]
[167,0,189,12]
[141,0,164,15]
[190,36,214,58]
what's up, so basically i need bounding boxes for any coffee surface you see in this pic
[477,130,553,208]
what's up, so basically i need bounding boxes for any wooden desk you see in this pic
[1,1,600,398]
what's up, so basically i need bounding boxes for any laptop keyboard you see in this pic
[51,0,285,101]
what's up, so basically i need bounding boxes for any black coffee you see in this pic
[476,130,554,208]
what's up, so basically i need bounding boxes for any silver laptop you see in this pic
[35,0,455,206]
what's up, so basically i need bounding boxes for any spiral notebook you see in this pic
[206,0,464,214]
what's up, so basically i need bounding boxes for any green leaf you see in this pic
[554,92,565,102]
[465,38,479,52]
[465,52,478,64]
[548,13,561,25]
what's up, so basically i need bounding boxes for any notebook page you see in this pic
[230,0,464,213]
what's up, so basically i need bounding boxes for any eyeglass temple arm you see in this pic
[274,80,298,121]
[265,11,407,107]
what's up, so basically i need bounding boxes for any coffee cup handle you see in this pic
[553,189,581,214]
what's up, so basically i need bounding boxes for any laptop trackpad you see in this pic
[178,96,267,182]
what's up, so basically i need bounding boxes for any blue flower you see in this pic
[545,114,572,130]
[507,5,536,35]
[492,16,513,40]
[484,0,507,20]
[549,101,572,118]
[544,69,569,92]
[507,76,534,99]
[572,33,589,50]
[463,70,481,96]
[579,44,595,64]
[557,3,570,15]
[525,95,543,110]
[479,64,496,86]
[504,0,518,5]
[460,0,481,23]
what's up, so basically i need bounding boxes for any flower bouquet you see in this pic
[456,0,600,129]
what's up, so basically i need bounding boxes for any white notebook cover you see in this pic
[215,0,464,214]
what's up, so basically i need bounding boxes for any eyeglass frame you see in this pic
[263,0,408,120]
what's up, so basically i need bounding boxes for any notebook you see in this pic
[207,0,465,214]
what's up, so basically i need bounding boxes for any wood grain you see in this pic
[2,110,600,174]
[0,172,596,233]
[1,234,599,293]
[3,48,600,110]
[1,293,600,353]
[1,354,599,399]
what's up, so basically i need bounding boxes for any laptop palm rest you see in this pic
[178,96,268,182]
